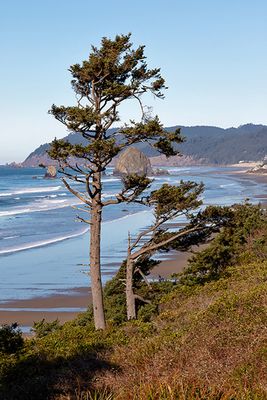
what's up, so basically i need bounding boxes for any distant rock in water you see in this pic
[114,147,153,176]
[44,165,57,179]
[247,159,267,174]
[153,168,170,175]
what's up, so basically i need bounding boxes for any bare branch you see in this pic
[76,216,92,224]
[135,267,152,289]
[134,294,151,304]
[62,178,91,205]
[131,225,204,260]
[72,205,91,212]
[133,94,145,120]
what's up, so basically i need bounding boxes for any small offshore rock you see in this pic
[44,165,57,179]
[152,168,170,176]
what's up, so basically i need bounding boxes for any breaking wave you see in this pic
[0,228,89,255]
[0,186,62,197]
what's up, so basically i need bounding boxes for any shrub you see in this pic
[180,203,267,285]
[32,319,61,338]
[0,323,24,354]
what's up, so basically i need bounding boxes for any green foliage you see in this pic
[121,174,152,200]
[180,203,267,285]
[70,34,166,101]
[137,303,158,322]
[0,323,24,355]
[0,259,266,399]
[104,262,127,324]
[48,33,187,331]
[150,181,204,218]
[48,34,184,170]
[32,319,61,338]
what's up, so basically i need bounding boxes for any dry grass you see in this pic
[1,262,266,400]
[93,262,267,399]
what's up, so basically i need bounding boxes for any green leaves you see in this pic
[150,181,204,218]
[49,105,99,133]
[49,33,181,168]
[119,118,184,158]
[48,137,121,165]
[69,33,166,102]
[122,174,152,196]
[123,174,151,190]
[180,203,267,285]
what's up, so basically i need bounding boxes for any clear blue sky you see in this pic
[0,0,267,163]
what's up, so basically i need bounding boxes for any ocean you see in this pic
[0,165,266,303]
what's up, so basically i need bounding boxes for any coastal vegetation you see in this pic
[0,203,266,399]
[48,33,183,329]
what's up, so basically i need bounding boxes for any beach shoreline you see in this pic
[1,168,267,329]
[0,253,190,328]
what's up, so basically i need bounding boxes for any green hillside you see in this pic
[22,124,267,166]
[0,204,266,399]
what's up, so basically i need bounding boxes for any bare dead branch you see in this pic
[134,294,151,304]
[62,178,91,205]
[135,267,152,289]
[76,216,92,224]
[131,225,204,260]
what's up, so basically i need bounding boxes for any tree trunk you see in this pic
[126,237,136,320]
[90,172,106,330]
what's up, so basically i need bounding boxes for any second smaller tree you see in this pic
[124,182,231,319]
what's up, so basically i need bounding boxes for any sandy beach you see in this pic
[0,288,91,326]
[1,168,267,330]
[0,252,190,328]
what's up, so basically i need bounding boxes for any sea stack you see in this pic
[114,147,153,176]
[44,165,57,179]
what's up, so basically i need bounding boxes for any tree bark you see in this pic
[126,236,136,320]
[90,172,106,330]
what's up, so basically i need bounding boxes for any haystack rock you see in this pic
[114,147,153,176]
[44,165,57,179]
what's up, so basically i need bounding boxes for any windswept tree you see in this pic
[125,183,231,319]
[48,34,183,329]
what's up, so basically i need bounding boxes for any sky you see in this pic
[0,0,267,163]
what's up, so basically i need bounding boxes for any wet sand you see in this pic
[0,287,91,326]
[0,254,191,327]
[150,252,190,278]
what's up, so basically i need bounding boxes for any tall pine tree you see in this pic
[48,34,183,329]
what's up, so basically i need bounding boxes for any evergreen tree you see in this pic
[125,185,231,319]
[48,34,183,329]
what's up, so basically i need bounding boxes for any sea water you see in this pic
[0,165,266,302]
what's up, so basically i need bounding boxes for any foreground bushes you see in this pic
[0,204,267,399]
[1,260,266,399]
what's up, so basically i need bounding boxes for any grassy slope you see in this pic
[103,261,267,398]
[1,204,267,399]
[1,260,266,399]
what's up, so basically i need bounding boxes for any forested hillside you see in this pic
[22,123,267,166]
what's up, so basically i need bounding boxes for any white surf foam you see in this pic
[0,228,89,255]
[219,183,236,188]
[0,186,62,197]
[102,177,120,183]
[0,198,76,217]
